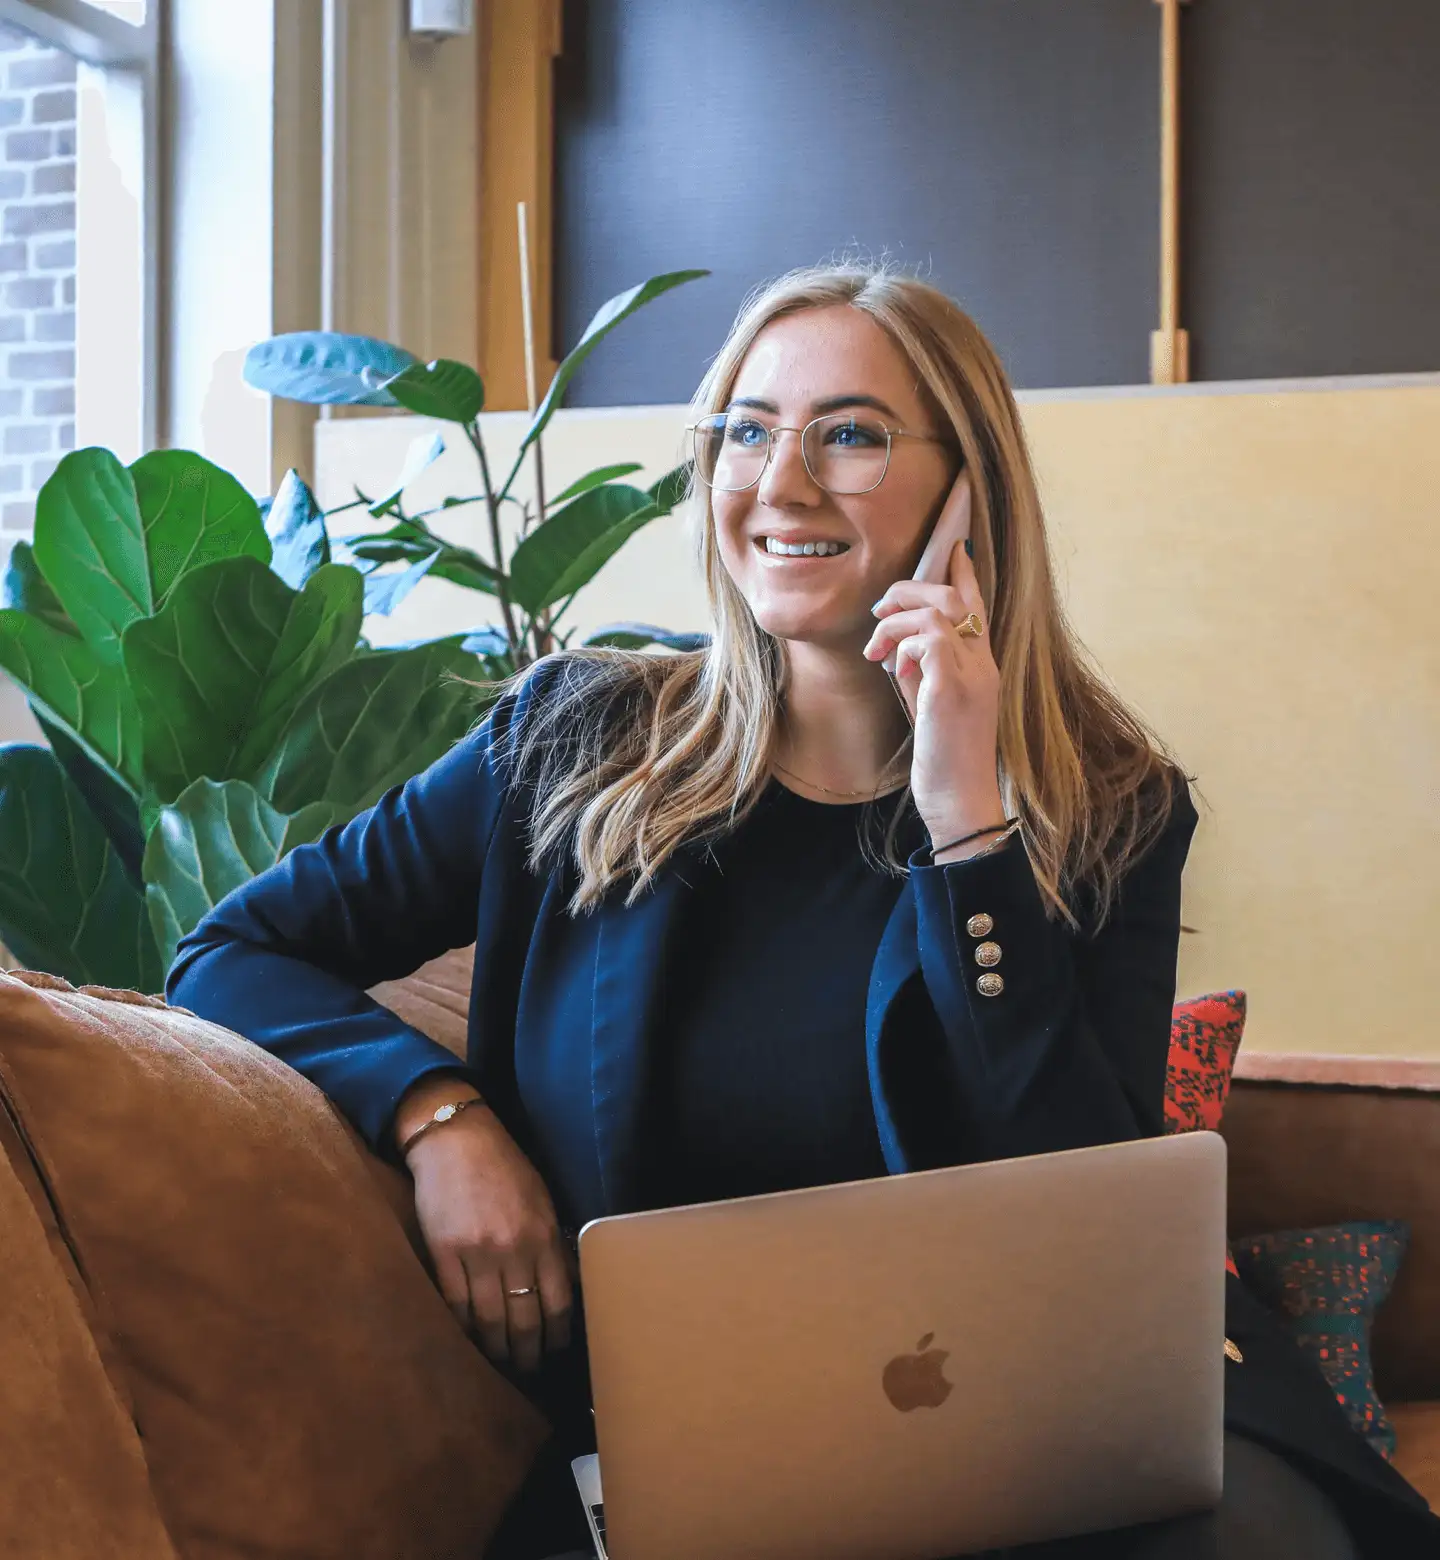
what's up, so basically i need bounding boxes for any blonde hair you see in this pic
[493,263,1181,924]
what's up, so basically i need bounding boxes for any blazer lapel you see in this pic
[866,879,925,1175]
[588,845,706,1213]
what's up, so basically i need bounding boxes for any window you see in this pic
[0,0,158,538]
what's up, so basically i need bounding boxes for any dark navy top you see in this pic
[640,778,927,1209]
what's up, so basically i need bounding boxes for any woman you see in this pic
[168,266,1437,1559]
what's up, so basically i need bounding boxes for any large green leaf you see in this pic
[499,269,709,498]
[381,359,485,424]
[121,558,364,803]
[0,743,163,991]
[0,608,143,787]
[31,448,148,665]
[548,463,643,509]
[143,778,333,970]
[130,450,270,609]
[262,638,484,817]
[265,469,330,589]
[508,482,663,615]
[30,448,270,669]
[243,331,418,407]
[2,540,78,636]
[31,710,145,885]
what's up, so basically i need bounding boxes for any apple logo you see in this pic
[882,1332,954,1412]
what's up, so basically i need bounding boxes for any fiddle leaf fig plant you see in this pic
[243,266,711,667]
[0,268,710,991]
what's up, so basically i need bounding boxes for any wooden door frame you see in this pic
[477,0,561,411]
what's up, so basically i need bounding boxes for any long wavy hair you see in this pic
[492,263,1180,925]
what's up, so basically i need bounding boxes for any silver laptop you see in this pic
[571,1131,1227,1560]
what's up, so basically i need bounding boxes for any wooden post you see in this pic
[1150,0,1192,385]
[477,0,561,410]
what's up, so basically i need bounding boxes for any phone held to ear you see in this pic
[881,472,973,682]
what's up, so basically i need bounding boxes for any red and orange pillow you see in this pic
[1164,989,1247,1276]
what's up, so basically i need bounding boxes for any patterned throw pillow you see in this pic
[1233,1221,1410,1461]
[1165,990,1247,1276]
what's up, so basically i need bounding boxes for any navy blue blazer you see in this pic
[168,658,1196,1222]
[168,657,1439,1551]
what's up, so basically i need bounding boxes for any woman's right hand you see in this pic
[400,1086,573,1372]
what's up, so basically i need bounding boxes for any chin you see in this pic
[751,608,859,651]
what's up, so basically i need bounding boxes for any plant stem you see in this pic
[531,432,554,659]
[465,420,526,668]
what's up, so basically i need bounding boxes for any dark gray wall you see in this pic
[553,0,1440,403]
[1183,0,1440,381]
[554,0,1159,403]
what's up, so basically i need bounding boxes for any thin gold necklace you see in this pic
[772,759,907,798]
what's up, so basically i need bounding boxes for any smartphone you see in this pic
[881,472,972,682]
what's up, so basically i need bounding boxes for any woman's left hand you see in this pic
[862,539,1005,845]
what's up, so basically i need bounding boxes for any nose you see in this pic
[756,427,821,509]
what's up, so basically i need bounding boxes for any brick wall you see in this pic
[0,22,76,537]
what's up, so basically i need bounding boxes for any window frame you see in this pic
[0,0,165,451]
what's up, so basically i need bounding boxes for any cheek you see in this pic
[710,492,751,562]
[847,492,927,581]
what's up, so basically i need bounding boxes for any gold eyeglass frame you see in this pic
[686,412,948,496]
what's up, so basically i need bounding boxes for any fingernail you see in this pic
[964,538,974,559]
[871,599,885,615]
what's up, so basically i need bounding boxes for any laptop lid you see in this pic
[579,1131,1227,1560]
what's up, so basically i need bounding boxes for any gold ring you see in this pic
[505,1286,537,1299]
[956,612,984,639]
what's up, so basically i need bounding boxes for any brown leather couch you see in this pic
[3,950,1433,1556]
[1222,1051,1440,1508]
[375,950,1440,1514]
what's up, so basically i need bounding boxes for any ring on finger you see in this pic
[955,611,984,639]
[505,1285,537,1298]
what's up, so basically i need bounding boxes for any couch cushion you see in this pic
[0,1129,182,1560]
[369,944,472,1061]
[1233,1220,1409,1460]
[1391,1402,1440,1512]
[0,970,548,1560]
[1164,991,1246,1277]
[1221,1066,1440,1403]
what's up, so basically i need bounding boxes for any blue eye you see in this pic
[725,417,769,448]
[823,418,884,448]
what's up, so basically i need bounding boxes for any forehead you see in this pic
[729,304,925,419]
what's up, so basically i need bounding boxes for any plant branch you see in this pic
[465,420,525,667]
[323,497,370,518]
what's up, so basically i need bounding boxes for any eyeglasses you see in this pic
[687,411,947,496]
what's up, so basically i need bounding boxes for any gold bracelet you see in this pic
[399,1096,484,1159]
[933,818,1022,863]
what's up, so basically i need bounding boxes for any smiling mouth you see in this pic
[754,538,851,558]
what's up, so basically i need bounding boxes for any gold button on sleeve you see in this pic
[974,941,1002,968]
[965,912,994,938]
[976,972,1005,998]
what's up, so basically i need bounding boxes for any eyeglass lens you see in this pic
[692,413,891,495]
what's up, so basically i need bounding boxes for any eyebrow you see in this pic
[726,393,902,419]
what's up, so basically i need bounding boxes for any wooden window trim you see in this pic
[477,0,561,412]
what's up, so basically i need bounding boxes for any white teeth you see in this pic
[763,538,848,557]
